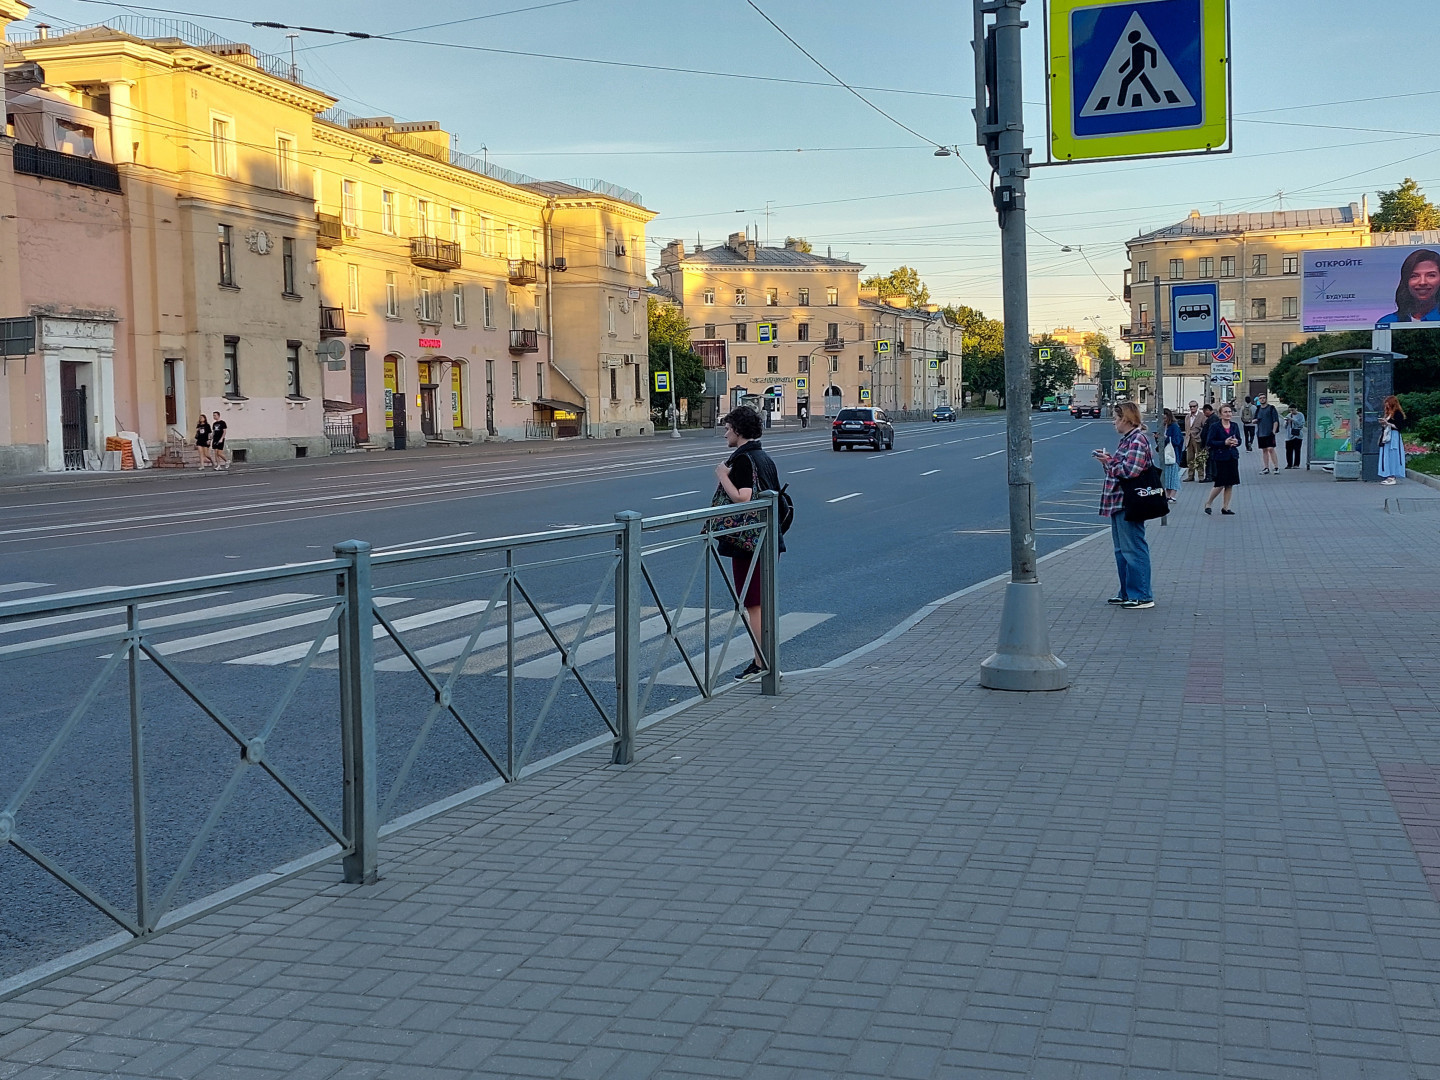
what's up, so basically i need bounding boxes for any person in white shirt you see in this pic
[1284,408,1305,469]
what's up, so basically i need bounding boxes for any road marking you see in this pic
[916,443,941,449]
[0,582,52,596]
[883,448,915,456]
[148,597,412,659]
[827,492,863,503]
[652,490,701,501]
[652,612,834,685]
[379,603,596,673]
[974,449,1007,459]
[228,598,498,666]
[375,532,473,552]
[507,606,710,679]
[954,529,1010,534]
[441,458,519,469]
[0,592,228,637]
[922,469,941,476]
[790,468,815,474]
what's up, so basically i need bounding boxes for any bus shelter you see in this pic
[1302,349,1404,479]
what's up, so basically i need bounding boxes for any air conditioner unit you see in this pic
[344,224,360,239]
[615,244,627,257]
[623,354,636,366]
[552,257,567,271]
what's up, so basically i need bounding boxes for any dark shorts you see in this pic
[730,555,763,610]
[1257,434,1276,449]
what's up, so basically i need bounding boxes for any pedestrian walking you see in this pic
[1379,395,1407,485]
[1095,401,1155,610]
[210,411,230,471]
[1162,407,1183,501]
[1203,403,1243,515]
[1254,393,1282,473]
[194,412,212,469]
[1241,396,1258,452]
[1183,402,1211,482]
[1284,406,1306,469]
[713,406,784,679]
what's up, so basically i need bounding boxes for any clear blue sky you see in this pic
[21,0,1439,340]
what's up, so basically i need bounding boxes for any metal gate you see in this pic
[61,386,88,471]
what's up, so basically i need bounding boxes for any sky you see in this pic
[15,0,1439,341]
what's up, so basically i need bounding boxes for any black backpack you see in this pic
[776,483,794,534]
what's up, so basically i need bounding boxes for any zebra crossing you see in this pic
[0,581,833,681]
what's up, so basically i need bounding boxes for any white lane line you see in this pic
[378,603,595,673]
[227,598,495,666]
[882,448,915,456]
[0,582,52,596]
[508,606,710,679]
[0,592,228,637]
[375,532,473,552]
[790,468,816,474]
[149,597,411,658]
[916,443,941,449]
[652,612,834,685]
[922,469,941,476]
[440,458,519,470]
[974,449,1007,459]
[827,492,863,503]
[652,490,701,501]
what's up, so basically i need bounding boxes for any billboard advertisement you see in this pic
[1302,245,1440,332]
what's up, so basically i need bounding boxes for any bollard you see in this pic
[335,540,378,884]
[612,512,642,765]
[758,490,781,696]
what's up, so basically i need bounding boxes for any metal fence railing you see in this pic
[0,495,779,977]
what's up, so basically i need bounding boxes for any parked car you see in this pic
[1038,397,1059,411]
[931,406,957,422]
[832,407,894,451]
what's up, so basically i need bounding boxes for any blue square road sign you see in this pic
[1170,281,1220,352]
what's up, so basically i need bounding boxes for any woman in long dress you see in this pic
[1161,408,1183,502]
[1379,395,1407,485]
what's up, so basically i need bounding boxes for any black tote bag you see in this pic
[1120,466,1169,522]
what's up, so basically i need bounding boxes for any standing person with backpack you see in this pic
[713,406,786,680]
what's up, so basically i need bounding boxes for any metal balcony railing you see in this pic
[316,213,344,248]
[320,306,346,337]
[509,329,539,353]
[823,336,845,352]
[11,143,122,193]
[410,236,461,271]
[508,258,540,286]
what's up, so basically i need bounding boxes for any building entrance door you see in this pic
[163,359,178,426]
[60,363,88,471]
[420,387,436,438]
[350,347,369,443]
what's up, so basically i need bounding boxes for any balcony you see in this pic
[410,235,461,271]
[12,143,122,193]
[823,336,845,352]
[508,258,540,285]
[316,213,344,248]
[320,306,345,337]
[509,329,539,354]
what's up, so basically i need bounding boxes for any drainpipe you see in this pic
[542,197,592,433]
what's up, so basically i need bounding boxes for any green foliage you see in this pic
[1085,332,1122,390]
[784,236,813,253]
[1266,331,1373,408]
[1030,337,1082,404]
[1408,451,1440,476]
[1371,177,1440,232]
[945,305,1006,405]
[647,296,705,413]
[1413,416,1440,449]
[862,266,930,308]
[1398,391,1440,424]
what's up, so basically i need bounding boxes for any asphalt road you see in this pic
[0,414,1113,978]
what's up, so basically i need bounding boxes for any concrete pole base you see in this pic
[979,581,1070,692]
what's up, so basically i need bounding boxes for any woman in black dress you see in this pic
[1203,403,1242,516]
[194,412,212,469]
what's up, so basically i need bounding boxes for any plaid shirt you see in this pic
[1099,426,1155,518]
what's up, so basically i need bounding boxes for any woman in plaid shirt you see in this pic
[1094,401,1155,610]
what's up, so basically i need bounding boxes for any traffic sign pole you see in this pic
[975,0,1069,692]
[668,345,680,440]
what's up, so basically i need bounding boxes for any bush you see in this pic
[1399,391,1440,425]
[1412,414,1440,449]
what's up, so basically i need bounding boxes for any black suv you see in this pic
[832,407,895,451]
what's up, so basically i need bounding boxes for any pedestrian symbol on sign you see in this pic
[1081,12,1195,118]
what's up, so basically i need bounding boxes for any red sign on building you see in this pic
[418,337,442,350]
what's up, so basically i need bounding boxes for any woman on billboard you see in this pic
[1377,248,1440,324]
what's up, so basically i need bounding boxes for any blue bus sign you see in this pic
[1170,281,1220,352]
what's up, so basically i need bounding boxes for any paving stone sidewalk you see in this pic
[3,458,1440,1079]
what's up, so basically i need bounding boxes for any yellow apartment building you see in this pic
[652,234,872,417]
[1031,326,1099,379]
[0,8,653,472]
[1121,203,1371,406]
[863,295,962,413]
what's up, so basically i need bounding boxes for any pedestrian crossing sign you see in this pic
[1038,347,1052,360]
[1046,0,1230,163]
[1132,341,1145,356]
[859,388,871,401]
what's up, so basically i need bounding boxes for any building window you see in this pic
[510,361,522,400]
[281,236,296,295]
[420,277,436,322]
[218,224,235,286]
[223,336,240,395]
[451,207,464,248]
[799,357,809,372]
[857,324,865,341]
[286,341,302,397]
[766,288,778,307]
[1251,343,1267,365]
[798,322,809,342]
[380,190,396,235]
[1138,302,1149,328]
[604,230,615,269]
[766,355,779,374]
[607,296,616,335]
[1281,341,1296,357]
[483,287,494,328]
[1168,258,1184,279]
[736,356,748,374]
[1219,298,1236,320]
[479,216,494,256]
[275,134,296,192]
[347,264,361,313]
[453,284,466,326]
[634,363,642,400]
[1281,296,1298,318]
[798,288,810,306]
[417,199,432,237]
[1220,256,1235,278]
[858,358,865,372]
[735,322,748,342]
[534,293,544,333]
[610,367,618,400]
[703,289,715,305]
[1283,255,1298,275]
[1199,256,1214,278]
[505,225,519,259]
[342,180,358,228]
[1251,297,1266,320]
[734,288,746,306]
[385,271,398,317]
[1169,351,1186,367]
[211,116,235,177]
[536,362,544,399]
[509,288,523,330]
[826,287,839,306]
[704,323,716,338]
[830,357,839,373]
[1251,253,1268,277]
[1136,260,1148,281]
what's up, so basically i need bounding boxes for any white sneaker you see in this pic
[1381,477,1397,485]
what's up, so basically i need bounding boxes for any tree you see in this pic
[945,305,1006,406]
[1030,337,1082,405]
[647,296,704,418]
[862,266,930,308]
[1269,327,1440,408]
[784,236,813,253]
[1371,178,1440,233]
[1085,332,1123,395]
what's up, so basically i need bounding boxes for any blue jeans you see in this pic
[1110,513,1152,602]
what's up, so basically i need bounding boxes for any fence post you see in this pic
[612,512,642,765]
[335,540,378,884]
[758,490,781,696]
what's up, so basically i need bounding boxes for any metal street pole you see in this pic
[976,0,1069,691]
[668,344,681,439]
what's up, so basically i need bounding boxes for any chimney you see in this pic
[746,239,757,262]
[36,22,49,38]
[726,231,747,253]
[660,238,685,267]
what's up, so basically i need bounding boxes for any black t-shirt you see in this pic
[211,419,227,447]
[727,448,755,493]
[195,420,210,446]
[722,441,785,554]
